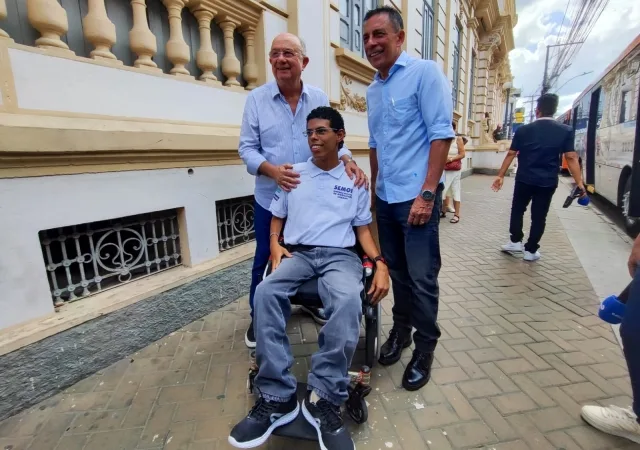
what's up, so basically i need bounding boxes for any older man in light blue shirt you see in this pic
[363,7,455,392]
[238,33,366,348]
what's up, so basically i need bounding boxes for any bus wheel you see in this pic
[623,177,640,236]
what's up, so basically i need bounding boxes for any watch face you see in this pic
[421,190,435,201]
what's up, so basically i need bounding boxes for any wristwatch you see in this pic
[373,256,386,266]
[420,189,436,202]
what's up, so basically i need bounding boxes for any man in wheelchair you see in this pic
[229,107,389,450]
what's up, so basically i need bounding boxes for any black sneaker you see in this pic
[228,395,299,448]
[302,391,355,450]
[300,306,329,325]
[245,320,256,349]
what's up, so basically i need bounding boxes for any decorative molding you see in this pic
[259,0,288,18]
[338,75,367,113]
[330,1,339,12]
[210,0,265,30]
[334,47,376,86]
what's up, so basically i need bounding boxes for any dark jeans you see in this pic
[249,201,273,318]
[376,190,442,353]
[509,181,556,253]
[621,268,640,419]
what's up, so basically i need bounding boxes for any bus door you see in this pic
[586,88,600,186]
[629,85,640,217]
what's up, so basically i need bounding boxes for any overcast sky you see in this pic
[509,0,640,120]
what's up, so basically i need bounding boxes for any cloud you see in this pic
[509,0,640,120]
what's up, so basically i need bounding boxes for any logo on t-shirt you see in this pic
[333,185,353,200]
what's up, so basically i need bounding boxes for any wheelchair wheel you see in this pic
[346,385,369,424]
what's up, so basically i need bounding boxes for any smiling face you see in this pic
[269,33,309,86]
[306,118,344,160]
[363,12,405,77]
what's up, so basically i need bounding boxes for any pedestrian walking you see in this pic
[491,93,586,261]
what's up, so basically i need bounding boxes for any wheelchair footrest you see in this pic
[272,383,318,441]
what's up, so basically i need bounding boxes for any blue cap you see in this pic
[599,295,625,324]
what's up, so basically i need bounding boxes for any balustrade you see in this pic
[5,0,264,90]
[0,0,9,39]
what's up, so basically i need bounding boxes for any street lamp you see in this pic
[503,81,513,138]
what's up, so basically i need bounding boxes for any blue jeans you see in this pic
[253,248,363,406]
[376,192,442,353]
[621,268,640,418]
[249,201,273,318]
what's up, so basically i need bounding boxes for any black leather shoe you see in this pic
[378,327,412,366]
[402,350,434,391]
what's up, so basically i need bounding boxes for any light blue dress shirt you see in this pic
[367,52,455,204]
[239,81,352,210]
[269,159,372,248]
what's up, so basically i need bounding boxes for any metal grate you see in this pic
[39,209,181,307]
[216,196,256,251]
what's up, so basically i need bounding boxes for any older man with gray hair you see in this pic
[238,33,367,349]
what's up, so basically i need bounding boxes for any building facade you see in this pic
[0,0,515,339]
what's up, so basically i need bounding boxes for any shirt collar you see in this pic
[270,80,309,99]
[306,157,345,179]
[374,51,410,82]
[536,117,555,121]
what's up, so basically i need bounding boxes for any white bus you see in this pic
[572,34,640,234]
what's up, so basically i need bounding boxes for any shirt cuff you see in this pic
[245,153,267,176]
[352,217,372,227]
[338,147,352,159]
[428,124,456,143]
[270,209,287,219]
[368,138,377,148]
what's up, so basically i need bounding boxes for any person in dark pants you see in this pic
[363,7,455,391]
[492,93,586,261]
[581,234,640,444]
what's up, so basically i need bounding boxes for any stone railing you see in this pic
[0,0,263,90]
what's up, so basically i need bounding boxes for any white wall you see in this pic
[262,10,289,84]
[0,165,255,329]
[294,0,329,93]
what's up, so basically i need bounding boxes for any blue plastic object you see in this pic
[599,295,626,324]
[577,195,590,206]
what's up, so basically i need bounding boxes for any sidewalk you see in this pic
[0,175,634,450]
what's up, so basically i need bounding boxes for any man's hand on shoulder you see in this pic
[265,163,300,192]
[344,159,369,190]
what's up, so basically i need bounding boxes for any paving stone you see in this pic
[444,421,497,448]
[491,392,538,415]
[430,366,469,384]
[457,379,502,398]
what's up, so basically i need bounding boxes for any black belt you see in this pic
[287,244,357,255]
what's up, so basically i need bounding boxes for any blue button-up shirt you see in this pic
[270,159,372,248]
[367,52,455,204]
[239,81,352,210]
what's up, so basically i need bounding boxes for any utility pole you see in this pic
[542,41,585,95]
[523,94,537,123]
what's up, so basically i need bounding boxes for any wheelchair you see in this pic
[247,238,381,440]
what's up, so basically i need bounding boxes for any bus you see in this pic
[556,109,572,173]
[570,34,640,234]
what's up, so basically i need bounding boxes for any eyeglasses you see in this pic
[303,127,339,137]
[269,50,299,59]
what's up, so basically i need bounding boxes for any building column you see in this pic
[0,0,10,39]
[242,28,259,90]
[192,7,220,83]
[218,19,241,87]
[162,0,192,77]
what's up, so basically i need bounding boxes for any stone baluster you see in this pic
[192,8,219,83]
[218,19,241,87]
[162,0,191,77]
[27,0,72,52]
[242,28,258,90]
[129,0,160,71]
[0,0,10,39]
[83,0,119,61]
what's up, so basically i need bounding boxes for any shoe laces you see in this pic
[316,398,343,431]
[248,389,279,421]
[601,405,637,421]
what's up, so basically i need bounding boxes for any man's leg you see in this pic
[376,196,414,365]
[229,254,314,448]
[507,181,533,248]
[253,254,314,400]
[303,248,362,450]
[581,269,640,444]
[524,185,556,254]
[246,201,272,348]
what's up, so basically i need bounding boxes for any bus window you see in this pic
[620,89,631,123]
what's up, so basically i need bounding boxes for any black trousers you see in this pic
[509,181,556,253]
